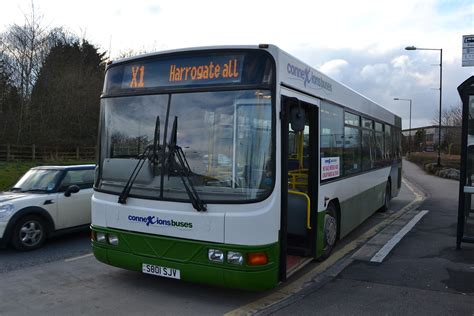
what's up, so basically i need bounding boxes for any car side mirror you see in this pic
[64,185,80,197]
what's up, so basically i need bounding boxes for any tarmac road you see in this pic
[0,166,421,315]
[0,230,90,273]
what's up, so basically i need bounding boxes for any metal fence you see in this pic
[0,144,96,161]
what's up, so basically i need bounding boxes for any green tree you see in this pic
[414,129,426,152]
[0,58,22,143]
[29,40,105,146]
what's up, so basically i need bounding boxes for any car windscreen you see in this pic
[12,169,62,193]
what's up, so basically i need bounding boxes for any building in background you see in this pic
[402,125,461,154]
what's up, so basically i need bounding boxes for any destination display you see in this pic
[104,51,273,93]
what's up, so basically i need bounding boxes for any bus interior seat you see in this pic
[288,158,299,171]
[303,158,309,168]
[288,169,308,192]
[287,193,308,236]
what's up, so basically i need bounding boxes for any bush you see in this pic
[406,152,460,169]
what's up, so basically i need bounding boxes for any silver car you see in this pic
[0,165,95,250]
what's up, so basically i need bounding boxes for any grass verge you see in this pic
[406,152,460,169]
[0,161,94,191]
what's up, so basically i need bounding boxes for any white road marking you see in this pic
[64,253,93,262]
[370,210,429,263]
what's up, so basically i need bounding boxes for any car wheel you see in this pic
[11,215,47,251]
[320,202,338,260]
[380,181,391,212]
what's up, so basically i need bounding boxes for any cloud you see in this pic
[391,55,409,69]
[318,59,349,80]
[0,0,470,129]
[297,46,470,129]
[360,63,390,82]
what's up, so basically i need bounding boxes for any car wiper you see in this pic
[22,189,47,193]
[10,187,23,192]
[118,115,161,204]
[167,117,207,212]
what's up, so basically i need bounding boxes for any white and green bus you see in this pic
[91,45,402,290]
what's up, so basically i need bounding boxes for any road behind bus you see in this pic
[0,162,437,316]
[273,159,474,315]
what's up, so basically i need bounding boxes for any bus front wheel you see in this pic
[320,202,338,259]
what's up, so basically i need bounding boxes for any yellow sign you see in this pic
[169,59,240,82]
[129,65,145,88]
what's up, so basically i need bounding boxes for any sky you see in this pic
[1,0,473,129]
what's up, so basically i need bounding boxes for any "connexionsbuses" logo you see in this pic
[287,63,332,92]
[128,215,193,229]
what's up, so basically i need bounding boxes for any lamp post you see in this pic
[394,98,412,154]
[405,45,443,166]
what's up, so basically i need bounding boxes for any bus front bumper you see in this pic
[91,225,279,291]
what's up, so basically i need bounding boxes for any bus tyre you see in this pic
[11,215,47,251]
[381,181,391,212]
[320,203,338,259]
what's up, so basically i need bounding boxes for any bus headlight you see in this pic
[96,232,107,243]
[227,251,243,265]
[108,234,119,246]
[208,249,224,263]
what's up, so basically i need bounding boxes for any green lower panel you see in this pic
[91,226,279,291]
[339,182,385,237]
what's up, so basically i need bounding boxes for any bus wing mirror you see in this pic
[290,106,305,132]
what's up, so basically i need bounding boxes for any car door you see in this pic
[55,169,94,229]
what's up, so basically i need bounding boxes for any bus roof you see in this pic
[109,44,400,127]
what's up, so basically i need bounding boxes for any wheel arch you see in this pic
[327,198,341,240]
[4,207,55,244]
[387,176,392,200]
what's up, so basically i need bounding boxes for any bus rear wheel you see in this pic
[320,202,338,259]
[381,181,391,212]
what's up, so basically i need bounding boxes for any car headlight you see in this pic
[0,204,15,221]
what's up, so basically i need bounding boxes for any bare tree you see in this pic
[432,103,462,154]
[0,1,74,143]
[116,48,153,59]
[432,103,462,127]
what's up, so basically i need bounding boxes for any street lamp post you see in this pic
[394,98,412,154]
[405,45,443,166]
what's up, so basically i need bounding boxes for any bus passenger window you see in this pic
[320,102,343,177]
[344,126,361,174]
[362,129,375,170]
[385,125,392,161]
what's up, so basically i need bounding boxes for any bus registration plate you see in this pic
[142,263,180,279]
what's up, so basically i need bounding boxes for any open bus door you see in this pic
[280,92,319,280]
[457,76,474,248]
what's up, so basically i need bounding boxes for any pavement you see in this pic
[272,159,474,315]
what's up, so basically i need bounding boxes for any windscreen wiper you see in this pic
[118,116,161,204]
[21,189,47,193]
[167,116,207,212]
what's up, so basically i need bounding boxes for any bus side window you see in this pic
[320,101,343,178]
